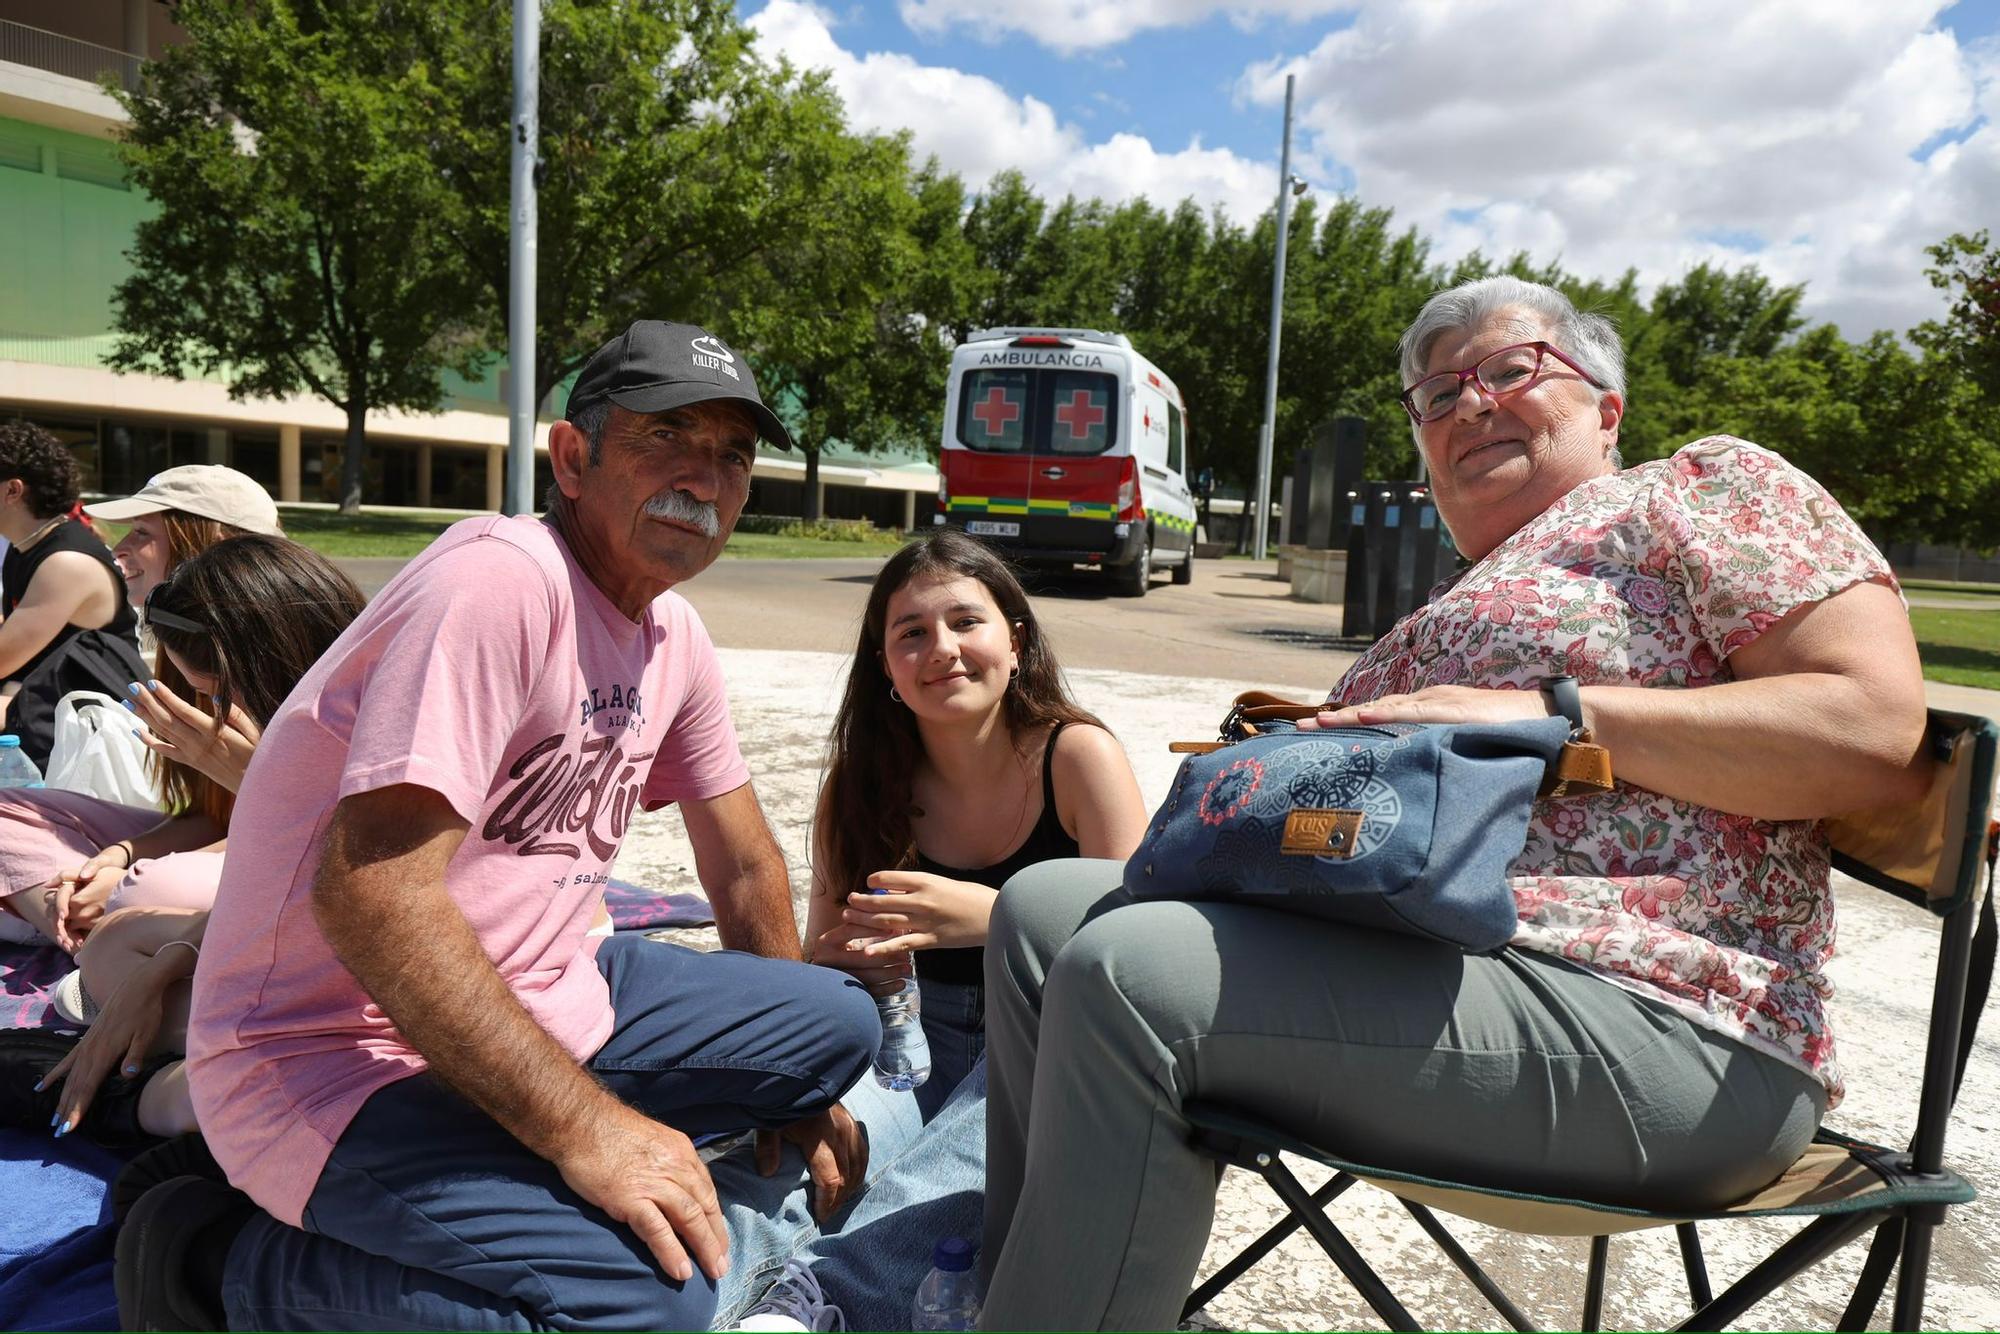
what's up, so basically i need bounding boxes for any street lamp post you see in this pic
[1251,74,1301,562]
[505,0,539,516]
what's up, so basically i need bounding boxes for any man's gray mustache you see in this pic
[643,489,720,538]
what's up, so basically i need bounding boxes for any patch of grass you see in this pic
[720,529,902,559]
[1903,578,2000,597]
[274,507,465,557]
[1909,607,2000,690]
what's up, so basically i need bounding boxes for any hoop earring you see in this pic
[1008,666,1020,681]
[889,685,903,704]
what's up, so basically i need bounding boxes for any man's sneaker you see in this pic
[733,1258,847,1332]
[0,1028,161,1146]
[115,1174,257,1332]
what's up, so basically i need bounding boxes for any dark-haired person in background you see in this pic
[0,422,149,768]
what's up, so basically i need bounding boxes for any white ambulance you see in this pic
[937,327,1198,596]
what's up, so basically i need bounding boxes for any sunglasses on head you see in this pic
[143,577,208,637]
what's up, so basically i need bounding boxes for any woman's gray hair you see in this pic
[1399,276,1627,463]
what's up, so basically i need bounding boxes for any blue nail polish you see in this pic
[32,1079,44,1092]
[120,699,135,713]
[48,1112,59,1128]
[53,1123,68,1139]
[123,1063,139,1076]
[131,727,143,738]
[148,680,160,690]
[126,682,142,696]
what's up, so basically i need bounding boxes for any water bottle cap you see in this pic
[0,736,19,748]
[931,1237,975,1273]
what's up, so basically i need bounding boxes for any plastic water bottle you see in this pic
[911,1237,981,1331]
[873,976,932,1091]
[0,736,44,788]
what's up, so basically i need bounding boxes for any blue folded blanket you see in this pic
[0,1129,131,1333]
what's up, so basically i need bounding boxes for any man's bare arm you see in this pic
[311,783,729,1281]
[680,780,799,959]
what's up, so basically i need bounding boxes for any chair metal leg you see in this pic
[1837,1217,1905,1333]
[1890,1212,1938,1332]
[1261,1155,1423,1332]
[1672,1210,1889,1332]
[1675,1223,1713,1310]
[1399,1200,1540,1333]
[1580,1235,1610,1333]
[1181,1172,1358,1321]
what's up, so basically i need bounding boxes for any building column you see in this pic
[416,442,434,508]
[486,445,505,513]
[205,428,229,466]
[278,424,301,503]
[902,490,916,532]
[123,0,148,56]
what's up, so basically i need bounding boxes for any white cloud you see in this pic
[750,2,1279,218]
[896,0,1354,55]
[1236,0,1995,337]
[753,1,1995,340]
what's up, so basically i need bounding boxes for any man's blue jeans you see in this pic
[220,935,878,1332]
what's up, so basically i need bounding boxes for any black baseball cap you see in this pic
[565,321,794,451]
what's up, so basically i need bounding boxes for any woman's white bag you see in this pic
[44,690,164,810]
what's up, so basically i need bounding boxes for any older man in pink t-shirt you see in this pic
[136,323,878,1332]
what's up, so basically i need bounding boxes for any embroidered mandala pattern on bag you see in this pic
[1324,437,1895,1106]
[1199,757,1264,826]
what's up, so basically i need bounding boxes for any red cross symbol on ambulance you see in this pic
[1054,389,1106,440]
[971,387,1021,436]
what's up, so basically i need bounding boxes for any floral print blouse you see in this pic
[1328,437,1898,1105]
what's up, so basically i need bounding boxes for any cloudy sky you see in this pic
[744,0,2000,341]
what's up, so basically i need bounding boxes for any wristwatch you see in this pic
[1543,674,1586,737]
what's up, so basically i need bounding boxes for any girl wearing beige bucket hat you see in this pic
[83,464,284,609]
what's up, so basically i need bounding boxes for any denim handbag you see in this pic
[1123,715,1576,952]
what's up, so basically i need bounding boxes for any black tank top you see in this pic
[1,518,148,769]
[913,723,1082,986]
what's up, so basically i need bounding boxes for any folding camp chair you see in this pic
[1184,707,1998,1333]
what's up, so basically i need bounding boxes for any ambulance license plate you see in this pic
[966,521,1020,537]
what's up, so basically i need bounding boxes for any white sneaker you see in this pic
[50,970,97,1028]
[732,1258,846,1332]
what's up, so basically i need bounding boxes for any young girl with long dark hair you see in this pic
[719,529,1146,1330]
[0,535,365,1144]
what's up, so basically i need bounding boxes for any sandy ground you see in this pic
[616,647,2000,1333]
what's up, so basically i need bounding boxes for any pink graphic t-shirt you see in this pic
[186,516,750,1225]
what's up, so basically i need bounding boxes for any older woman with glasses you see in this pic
[974,275,1931,1330]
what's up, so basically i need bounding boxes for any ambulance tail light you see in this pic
[1116,455,1142,521]
[1010,335,1073,348]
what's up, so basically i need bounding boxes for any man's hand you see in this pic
[554,1100,730,1284]
[754,1104,867,1221]
[1306,685,1552,731]
[840,870,998,956]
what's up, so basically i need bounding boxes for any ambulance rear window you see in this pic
[958,369,1118,456]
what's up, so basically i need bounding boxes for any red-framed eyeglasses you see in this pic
[1399,341,1603,425]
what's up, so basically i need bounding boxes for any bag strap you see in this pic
[1174,690,1617,797]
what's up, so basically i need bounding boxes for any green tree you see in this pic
[715,81,923,519]
[417,0,839,410]
[1917,230,2000,405]
[108,0,486,512]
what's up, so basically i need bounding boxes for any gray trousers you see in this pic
[980,859,1827,1331]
